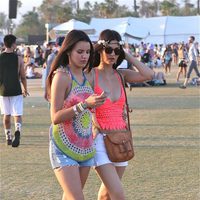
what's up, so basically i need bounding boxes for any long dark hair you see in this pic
[87,29,125,72]
[46,29,94,97]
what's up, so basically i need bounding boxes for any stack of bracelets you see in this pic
[72,102,88,116]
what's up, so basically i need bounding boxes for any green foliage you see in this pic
[139,0,159,17]
[0,13,13,34]
[160,0,177,15]
[14,11,45,40]
[38,0,73,23]
[0,13,7,31]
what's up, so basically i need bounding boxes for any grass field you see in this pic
[0,67,200,200]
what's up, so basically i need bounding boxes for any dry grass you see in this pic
[0,67,200,200]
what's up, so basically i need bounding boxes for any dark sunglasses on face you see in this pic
[104,46,121,55]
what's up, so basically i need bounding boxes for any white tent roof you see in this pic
[142,16,200,44]
[90,16,200,44]
[90,17,149,43]
[50,19,96,39]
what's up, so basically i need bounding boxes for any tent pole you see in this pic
[163,16,169,45]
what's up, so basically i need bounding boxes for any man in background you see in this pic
[0,34,28,147]
[180,36,200,89]
[43,36,64,101]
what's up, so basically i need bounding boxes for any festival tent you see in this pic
[142,16,200,44]
[89,16,200,44]
[49,19,96,39]
[89,17,149,43]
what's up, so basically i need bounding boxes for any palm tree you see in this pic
[160,0,177,16]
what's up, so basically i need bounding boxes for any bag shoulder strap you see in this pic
[115,69,131,131]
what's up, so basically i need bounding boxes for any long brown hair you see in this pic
[87,29,125,72]
[46,30,94,98]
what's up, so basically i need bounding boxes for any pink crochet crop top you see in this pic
[94,69,127,130]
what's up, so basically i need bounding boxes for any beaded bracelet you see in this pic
[72,105,79,116]
[77,102,85,112]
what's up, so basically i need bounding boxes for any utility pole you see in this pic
[198,0,200,15]
[8,0,17,34]
[134,0,137,12]
[133,0,139,13]
[77,0,80,12]
[9,19,14,34]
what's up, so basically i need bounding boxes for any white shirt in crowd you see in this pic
[188,43,198,62]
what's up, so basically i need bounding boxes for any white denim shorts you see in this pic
[0,95,23,116]
[94,133,128,167]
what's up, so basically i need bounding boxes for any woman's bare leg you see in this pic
[54,166,90,200]
[95,164,126,200]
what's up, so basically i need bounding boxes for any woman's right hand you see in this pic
[85,93,107,108]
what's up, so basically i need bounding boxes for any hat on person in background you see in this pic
[56,36,65,47]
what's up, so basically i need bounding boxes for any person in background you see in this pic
[0,34,28,147]
[180,36,200,89]
[23,46,33,71]
[141,48,154,69]
[171,43,178,65]
[44,36,65,101]
[46,30,106,200]
[150,71,166,86]
[42,42,54,88]
[176,43,188,83]
[34,44,43,67]
[85,29,154,200]
[163,45,173,74]
[154,56,163,68]
[194,42,200,66]
[25,58,42,79]
[43,42,54,68]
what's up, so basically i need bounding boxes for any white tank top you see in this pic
[26,66,34,78]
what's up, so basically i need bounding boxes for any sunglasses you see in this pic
[104,46,121,55]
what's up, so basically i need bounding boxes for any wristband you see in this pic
[77,102,85,112]
[73,105,79,116]
[81,101,88,109]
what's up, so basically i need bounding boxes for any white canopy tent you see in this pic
[49,19,96,39]
[142,16,200,44]
[89,17,149,43]
[89,16,200,44]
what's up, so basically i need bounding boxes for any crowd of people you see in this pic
[118,38,200,88]
[0,31,199,200]
[1,34,199,88]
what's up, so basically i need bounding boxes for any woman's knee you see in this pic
[99,188,125,200]
[98,186,111,200]
[102,183,125,200]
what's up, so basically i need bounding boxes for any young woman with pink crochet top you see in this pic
[86,29,154,200]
